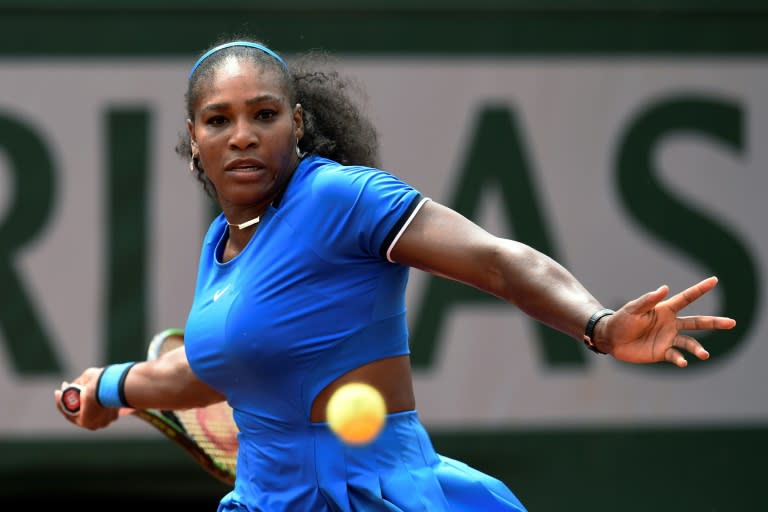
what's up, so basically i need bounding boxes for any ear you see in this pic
[293,103,304,141]
[186,119,199,155]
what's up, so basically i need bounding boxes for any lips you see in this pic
[225,158,265,172]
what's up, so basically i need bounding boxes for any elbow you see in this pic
[481,240,525,299]
[487,240,552,303]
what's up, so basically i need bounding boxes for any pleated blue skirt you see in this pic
[218,410,527,511]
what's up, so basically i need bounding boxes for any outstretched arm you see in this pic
[390,200,736,366]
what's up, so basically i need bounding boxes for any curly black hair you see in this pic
[175,36,380,198]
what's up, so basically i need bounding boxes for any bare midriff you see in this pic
[310,355,416,423]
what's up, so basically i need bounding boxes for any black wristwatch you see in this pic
[582,308,614,354]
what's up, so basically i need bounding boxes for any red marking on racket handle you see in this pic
[60,384,84,416]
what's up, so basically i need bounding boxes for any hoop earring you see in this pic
[295,140,306,158]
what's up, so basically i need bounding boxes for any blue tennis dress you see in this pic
[184,155,527,511]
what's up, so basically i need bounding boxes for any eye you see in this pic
[205,115,228,127]
[256,110,278,121]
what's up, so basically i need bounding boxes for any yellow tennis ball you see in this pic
[326,382,387,445]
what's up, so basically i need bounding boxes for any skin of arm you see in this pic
[391,200,602,342]
[122,345,226,410]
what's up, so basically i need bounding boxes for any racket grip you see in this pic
[60,383,84,416]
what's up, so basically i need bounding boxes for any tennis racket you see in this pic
[59,330,239,486]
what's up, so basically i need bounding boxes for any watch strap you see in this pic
[582,308,614,354]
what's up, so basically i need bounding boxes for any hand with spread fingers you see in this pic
[596,276,737,367]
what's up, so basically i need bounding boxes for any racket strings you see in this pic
[175,402,239,476]
[147,332,239,480]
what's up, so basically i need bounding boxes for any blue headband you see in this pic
[188,41,288,78]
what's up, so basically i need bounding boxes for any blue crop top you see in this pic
[183,155,427,426]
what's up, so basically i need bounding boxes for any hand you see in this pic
[598,276,736,367]
[54,367,121,430]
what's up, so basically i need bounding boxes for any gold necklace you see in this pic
[226,216,260,230]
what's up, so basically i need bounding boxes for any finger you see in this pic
[672,334,710,361]
[623,284,670,314]
[677,315,737,331]
[665,347,688,368]
[663,276,719,313]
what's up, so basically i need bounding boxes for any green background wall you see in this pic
[1,1,766,510]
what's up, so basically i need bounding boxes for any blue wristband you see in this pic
[95,362,137,408]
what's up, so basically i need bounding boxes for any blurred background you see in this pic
[1,0,766,509]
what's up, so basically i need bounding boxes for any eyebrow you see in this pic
[200,94,284,113]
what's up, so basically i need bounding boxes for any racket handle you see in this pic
[60,383,84,416]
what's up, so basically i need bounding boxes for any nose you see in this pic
[228,117,258,150]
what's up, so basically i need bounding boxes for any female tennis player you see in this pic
[54,36,736,511]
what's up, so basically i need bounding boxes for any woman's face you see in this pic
[188,57,303,209]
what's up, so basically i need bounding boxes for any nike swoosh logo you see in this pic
[213,284,231,302]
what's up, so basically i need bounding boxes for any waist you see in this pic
[310,354,416,422]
